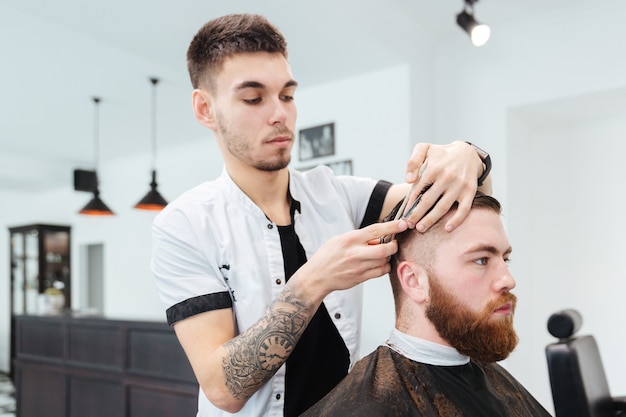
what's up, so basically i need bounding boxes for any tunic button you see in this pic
[334,313,341,319]
[267,224,273,229]
[276,279,282,285]
[276,393,281,400]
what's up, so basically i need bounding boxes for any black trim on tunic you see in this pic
[360,180,392,228]
[166,292,233,326]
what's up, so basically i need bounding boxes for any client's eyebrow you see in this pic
[466,244,513,257]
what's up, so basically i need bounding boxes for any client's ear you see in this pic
[396,261,430,304]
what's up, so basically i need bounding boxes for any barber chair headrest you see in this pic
[547,309,583,339]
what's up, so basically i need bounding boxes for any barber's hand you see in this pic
[289,220,408,304]
[404,141,484,233]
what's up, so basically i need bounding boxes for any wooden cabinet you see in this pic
[14,315,198,417]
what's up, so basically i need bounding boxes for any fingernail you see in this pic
[445,224,455,232]
[405,172,415,182]
[416,223,426,233]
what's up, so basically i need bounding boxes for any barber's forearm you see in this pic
[217,283,318,409]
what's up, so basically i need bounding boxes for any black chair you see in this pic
[545,309,626,417]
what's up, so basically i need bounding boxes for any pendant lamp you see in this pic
[134,77,169,211]
[79,97,115,216]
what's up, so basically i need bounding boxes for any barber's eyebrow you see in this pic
[234,79,298,91]
[284,80,298,88]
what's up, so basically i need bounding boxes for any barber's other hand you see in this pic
[404,141,484,233]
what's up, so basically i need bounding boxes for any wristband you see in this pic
[466,142,491,187]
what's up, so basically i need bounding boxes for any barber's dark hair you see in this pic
[187,14,288,90]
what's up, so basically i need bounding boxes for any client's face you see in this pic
[424,208,518,362]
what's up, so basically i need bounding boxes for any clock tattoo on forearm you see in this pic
[222,286,314,400]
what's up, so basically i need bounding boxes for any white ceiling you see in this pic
[0,0,597,191]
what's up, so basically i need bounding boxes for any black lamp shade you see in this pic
[134,170,168,211]
[79,189,115,216]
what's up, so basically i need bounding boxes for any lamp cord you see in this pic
[150,78,159,171]
[93,97,101,173]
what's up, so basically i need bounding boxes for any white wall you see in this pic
[0,65,411,373]
[434,0,626,412]
[509,105,626,411]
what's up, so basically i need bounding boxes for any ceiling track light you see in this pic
[78,97,115,216]
[456,0,490,47]
[134,77,169,211]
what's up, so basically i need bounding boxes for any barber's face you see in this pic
[425,209,517,362]
[209,52,298,172]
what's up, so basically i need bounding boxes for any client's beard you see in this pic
[425,273,519,362]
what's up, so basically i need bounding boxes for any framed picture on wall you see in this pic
[326,159,352,175]
[296,159,353,176]
[298,122,335,161]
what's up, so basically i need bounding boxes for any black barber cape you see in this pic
[300,346,552,417]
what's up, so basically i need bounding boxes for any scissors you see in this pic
[380,182,426,244]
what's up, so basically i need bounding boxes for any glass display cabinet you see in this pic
[10,224,71,313]
[9,223,71,379]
